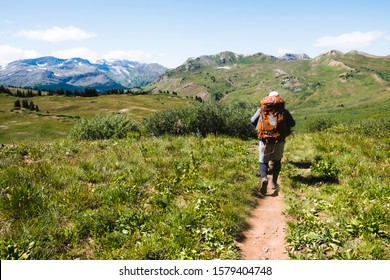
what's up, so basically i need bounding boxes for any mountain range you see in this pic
[0,56,166,92]
[1,50,389,114]
[146,50,390,114]
[0,52,311,93]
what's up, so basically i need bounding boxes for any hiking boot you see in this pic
[260,177,268,195]
[272,182,279,196]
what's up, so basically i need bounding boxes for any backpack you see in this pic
[257,95,287,142]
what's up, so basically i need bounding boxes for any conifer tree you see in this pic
[22,99,29,109]
[14,100,21,108]
[29,101,35,111]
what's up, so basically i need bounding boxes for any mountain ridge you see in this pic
[146,50,390,110]
[1,49,389,105]
[0,56,166,92]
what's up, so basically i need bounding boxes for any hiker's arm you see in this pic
[250,109,260,126]
[285,110,296,128]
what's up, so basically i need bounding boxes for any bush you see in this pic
[143,107,192,136]
[306,117,338,132]
[311,157,339,181]
[144,102,256,139]
[353,117,390,139]
[69,113,141,140]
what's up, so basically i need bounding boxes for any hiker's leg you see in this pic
[272,160,281,184]
[259,162,268,195]
[259,141,274,163]
[259,162,268,177]
[268,160,274,174]
[258,140,271,195]
[271,141,285,185]
[258,141,271,177]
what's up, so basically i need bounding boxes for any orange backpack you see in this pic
[257,95,287,142]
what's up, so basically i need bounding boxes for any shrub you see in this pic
[306,117,338,132]
[0,240,36,260]
[69,113,140,140]
[353,117,390,139]
[143,107,192,136]
[221,103,257,137]
[311,157,339,181]
[144,102,256,139]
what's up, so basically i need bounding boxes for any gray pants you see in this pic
[258,141,285,163]
[258,141,284,183]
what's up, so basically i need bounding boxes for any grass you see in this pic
[1,92,389,260]
[0,93,192,143]
[0,135,259,259]
[283,124,389,259]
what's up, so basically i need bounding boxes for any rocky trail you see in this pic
[236,175,288,260]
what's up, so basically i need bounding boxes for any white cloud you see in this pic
[313,30,387,49]
[102,50,153,62]
[51,47,98,61]
[15,26,96,43]
[0,44,41,66]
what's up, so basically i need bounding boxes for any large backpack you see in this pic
[257,95,287,142]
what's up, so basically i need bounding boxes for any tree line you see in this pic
[0,86,98,97]
[0,85,42,97]
[13,99,40,112]
[0,85,151,97]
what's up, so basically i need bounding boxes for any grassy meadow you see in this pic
[0,135,259,259]
[0,93,191,143]
[0,92,389,260]
[284,125,389,259]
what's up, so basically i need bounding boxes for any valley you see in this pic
[0,49,389,260]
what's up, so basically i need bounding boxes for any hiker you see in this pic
[250,91,295,195]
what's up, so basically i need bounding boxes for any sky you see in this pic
[1,0,389,68]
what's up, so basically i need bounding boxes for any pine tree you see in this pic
[17,90,24,98]
[14,100,21,108]
[55,88,64,95]
[22,99,29,109]
[29,101,35,111]
[83,88,98,97]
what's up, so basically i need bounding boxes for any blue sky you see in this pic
[1,0,389,68]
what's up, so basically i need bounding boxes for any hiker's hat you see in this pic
[269,91,279,97]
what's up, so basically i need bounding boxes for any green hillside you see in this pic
[146,50,390,125]
[0,50,389,260]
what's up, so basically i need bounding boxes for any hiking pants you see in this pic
[258,140,285,163]
[258,141,284,181]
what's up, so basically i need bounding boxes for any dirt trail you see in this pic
[236,176,288,260]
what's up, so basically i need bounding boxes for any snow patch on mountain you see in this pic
[0,56,167,91]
